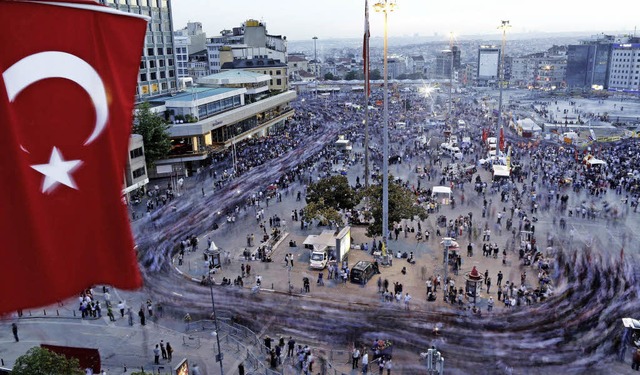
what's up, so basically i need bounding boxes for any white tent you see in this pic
[587,158,607,166]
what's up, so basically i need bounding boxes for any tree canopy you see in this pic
[362,179,428,237]
[12,347,83,375]
[133,102,172,167]
[304,175,358,226]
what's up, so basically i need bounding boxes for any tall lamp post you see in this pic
[374,0,397,255]
[497,20,511,143]
[208,283,224,375]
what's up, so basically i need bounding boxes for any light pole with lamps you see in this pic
[208,283,225,375]
[374,0,397,254]
[497,20,511,145]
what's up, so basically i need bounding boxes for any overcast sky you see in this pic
[172,0,638,41]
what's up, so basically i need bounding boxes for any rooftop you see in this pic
[164,87,241,105]
[221,57,287,69]
[198,70,271,86]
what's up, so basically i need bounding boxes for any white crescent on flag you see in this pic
[2,51,109,145]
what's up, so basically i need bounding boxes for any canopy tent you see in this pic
[587,158,607,166]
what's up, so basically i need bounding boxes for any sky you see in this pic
[172,0,638,42]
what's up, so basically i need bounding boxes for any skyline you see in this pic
[172,0,639,42]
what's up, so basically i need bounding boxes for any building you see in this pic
[288,54,310,80]
[206,20,287,76]
[147,71,296,177]
[434,50,453,79]
[477,46,500,85]
[407,55,425,75]
[566,34,616,90]
[219,52,288,92]
[607,43,640,93]
[123,134,149,202]
[174,21,208,79]
[100,0,177,99]
[188,50,209,79]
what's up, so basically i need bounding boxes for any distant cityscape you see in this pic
[99,0,640,203]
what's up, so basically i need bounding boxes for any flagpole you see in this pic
[364,0,370,188]
[497,20,510,151]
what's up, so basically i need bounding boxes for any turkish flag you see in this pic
[0,0,147,314]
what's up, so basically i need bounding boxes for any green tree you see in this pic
[304,175,358,226]
[133,102,172,167]
[370,69,382,80]
[324,72,337,80]
[344,71,358,81]
[362,179,428,237]
[12,347,83,375]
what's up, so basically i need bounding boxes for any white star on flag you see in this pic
[31,147,82,193]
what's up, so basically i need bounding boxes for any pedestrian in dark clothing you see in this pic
[160,340,168,359]
[287,337,295,357]
[238,363,245,375]
[138,308,146,326]
[166,342,173,361]
[12,323,18,342]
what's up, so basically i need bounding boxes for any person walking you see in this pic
[153,345,160,365]
[385,358,393,375]
[361,351,369,374]
[11,323,19,342]
[352,347,361,369]
[138,308,146,326]
[166,342,173,361]
[160,340,168,360]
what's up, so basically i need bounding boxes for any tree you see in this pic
[344,71,358,81]
[304,175,358,226]
[133,102,172,167]
[324,72,337,81]
[370,69,382,80]
[361,179,428,237]
[12,347,83,375]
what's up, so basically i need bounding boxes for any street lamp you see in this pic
[208,283,224,375]
[441,237,452,302]
[497,20,511,145]
[374,0,397,256]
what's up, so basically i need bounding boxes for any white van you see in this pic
[440,143,460,157]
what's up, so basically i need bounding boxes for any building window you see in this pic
[149,60,156,68]
[167,47,173,54]
[169,70,175,78]
[157,47,163,55]
[140,61,146,69]
[159,59,165,67]
[130,147,144,159]
[160,71,166,79]
[132,166,146,179]
[276,70,281,75]
[168,59,174,66]
[162,82,168,90]
[276,78,282,85]
[147,48,154,56]
[150,72,157,80]
[140,73,147,81]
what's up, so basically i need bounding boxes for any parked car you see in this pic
[350,261,376,284]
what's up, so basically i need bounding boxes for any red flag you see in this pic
[0,0,147,314]
[499,127,505,151]
[482,128,488,142]
[363,0,371,96]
